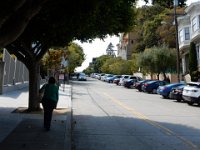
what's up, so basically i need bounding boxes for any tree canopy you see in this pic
[142,0,187,7]
[42,42,85,77]
[136,45,176,79]
[5,0,136,111]
[0,0,47,47]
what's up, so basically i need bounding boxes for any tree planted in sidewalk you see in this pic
[42,43,85,77]
[5,0,136,111]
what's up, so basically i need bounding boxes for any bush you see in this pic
[191,71,200,82]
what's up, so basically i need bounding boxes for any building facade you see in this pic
[117,33,135,60]
[178,2,200,75]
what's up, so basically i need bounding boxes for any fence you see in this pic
[0,49,29,94]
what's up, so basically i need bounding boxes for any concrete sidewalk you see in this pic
[0,84,72,150]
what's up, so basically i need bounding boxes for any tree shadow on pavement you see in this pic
[72,115,200,150]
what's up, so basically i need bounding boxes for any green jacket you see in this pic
[41,83,59,102]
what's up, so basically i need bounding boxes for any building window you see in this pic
[179,29,184,43]
[192,16,197,32]
[199,15,200,28]
[185,27,190,40]
[196,45,200,66]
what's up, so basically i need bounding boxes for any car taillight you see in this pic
[144,83,148,86]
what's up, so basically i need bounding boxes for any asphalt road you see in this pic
[72,78,200,150]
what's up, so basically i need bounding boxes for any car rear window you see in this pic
[187,83,200,87]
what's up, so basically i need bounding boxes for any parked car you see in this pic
[134,80,151,91]
[104,74,114,82]
[101,74,111,81]
[157,83,184,99]
[124,79,137,88]
[78,73,87,81]
[142,80,168,93]
[182,82,200,105]
[97,73,105,80]
[118,75,130,86]
[169,85,186,102]
[113,78,120,85]
[124,76,143,88]
[106,75,121,83]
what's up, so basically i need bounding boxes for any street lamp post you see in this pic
[174,0,180,82]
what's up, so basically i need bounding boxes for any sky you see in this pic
[75,0,199,72]
[74,36,119,72]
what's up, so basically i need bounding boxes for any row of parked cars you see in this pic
[90,73,200,106]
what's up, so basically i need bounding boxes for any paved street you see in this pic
[72,78,200,150]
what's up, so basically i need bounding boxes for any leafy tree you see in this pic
[143,16,162,48]
[41,43,85,89]
[142,0,186,8]
[93,55,113,73]
[189,42,198,81]
[131,5,165,52]
[106,42,115,56]
[5,0,136,111]
[42,49,66,76]
[0,0,47,47]
[137,45,176,79]
[67,43,85,74]
[101,56,133,75]
[83,67,94,75]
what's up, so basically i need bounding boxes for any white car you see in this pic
[118,75,130,86]
[182,82,200,105]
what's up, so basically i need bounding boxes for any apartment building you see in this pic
[178,1,200,75]
[117,33,135,60]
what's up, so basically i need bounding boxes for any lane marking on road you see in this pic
[103,92,198,149]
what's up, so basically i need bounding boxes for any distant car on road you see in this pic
[78,73,87,81]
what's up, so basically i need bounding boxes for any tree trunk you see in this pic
[157,73,160,80]
[163,72,166,80]
[28,62,41,111]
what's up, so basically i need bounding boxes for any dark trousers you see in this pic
[42,99,56,130]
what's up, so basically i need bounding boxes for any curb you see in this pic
[64,84,72,150]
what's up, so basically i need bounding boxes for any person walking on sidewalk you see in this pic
[40,77,59,131]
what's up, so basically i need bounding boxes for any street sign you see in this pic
[59,74,64,80]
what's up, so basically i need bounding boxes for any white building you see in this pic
[117,33,135,60]
[178,1,200,74]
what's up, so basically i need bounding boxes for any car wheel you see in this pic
[152,89,157,94]
[187,102,194,105]
[162,95,167,99]
[176,99,181,102]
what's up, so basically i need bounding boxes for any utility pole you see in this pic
[174,0,180,82]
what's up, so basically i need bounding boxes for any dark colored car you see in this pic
[134,80,151,91]
[124,79,137,88]
[113,78,120,85]
[169,85,186,102]
[157,83,184,99]
[142,80,168,93]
